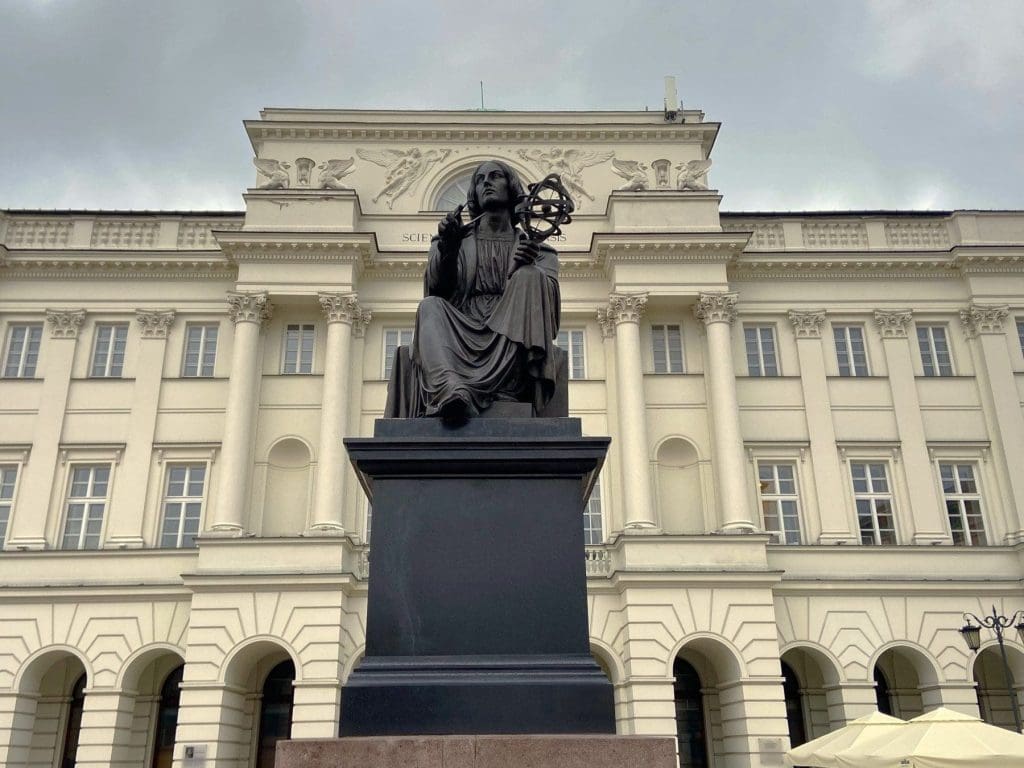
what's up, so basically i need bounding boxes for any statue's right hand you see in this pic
[438,204,465,248]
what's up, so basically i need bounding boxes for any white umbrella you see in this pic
[785,710,906,767]
[832,706,1024,768]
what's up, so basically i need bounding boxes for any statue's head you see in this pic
[465,160,526,222]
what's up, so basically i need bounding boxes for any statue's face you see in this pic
[474,162,510,210]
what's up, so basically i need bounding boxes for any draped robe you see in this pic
[384,227,562,418]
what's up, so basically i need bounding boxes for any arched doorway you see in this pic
[673,657,708,768]
[151,665,184,768]
[59,673,87,768]
[873,647,939,719]
[781,660,807,747]
[973,645,1024,730]
[255,659,296,768]
[875,667,893,716]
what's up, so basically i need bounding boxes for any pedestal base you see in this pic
[277,735,677,768]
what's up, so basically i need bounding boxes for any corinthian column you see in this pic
[210,292,272,533]
[695,292,755,532]
[600,293,656,529]
[311,293,370,532]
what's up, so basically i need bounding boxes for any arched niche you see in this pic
[262,437,313,536]
[655,437,705,533]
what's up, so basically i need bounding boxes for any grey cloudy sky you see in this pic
[2,0,1022,213]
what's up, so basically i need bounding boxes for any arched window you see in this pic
[874,666,893,716]
[151,665,184,768]
[255,660,296,768]
[434,173,474,211]
[673,657,708,768]
[781,660,807,747]
[60,673,87,768]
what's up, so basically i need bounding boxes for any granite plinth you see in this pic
[276,735,678,768]
[341,418,614,735]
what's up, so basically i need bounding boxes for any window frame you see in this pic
[849,460,898,545]
[755,461,803,544]
[181,322,219,378]
[158,462,209,548]
[583,475,604,545]
[916,324,954,377]
[556,328,587,380]
[0,462,23,549]
[3,322,43,378]
[650,323,684,374]
[1016,318,1024,363]
[60,463,113,550]
[744,324,779,376]
[281,323,316,375]
[833,324,870,377]
[382,327,415,380]
[90,322,129,378]
[937,460,988,546]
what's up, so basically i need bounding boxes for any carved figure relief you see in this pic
[676,159,712,191]
[253,158,291,189]
[516,148,613,202]
[295,158,315,186]
[356,148,452,208]
[652,159,671,189]
[611,159,650,191]
[317,158,356,190]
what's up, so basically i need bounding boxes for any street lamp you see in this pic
[959,606,1024,733]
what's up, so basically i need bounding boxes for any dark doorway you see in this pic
[151,665,184,768]
[255,659,296,768]
[60,673,87,768]
[673,657,708,768]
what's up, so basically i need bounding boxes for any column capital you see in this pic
[694,292,738,325]
[788,309,826,339]
[227,291,273,325]
[596,308,616,338]
[960,303,1009,338]
[135,309,175,339]
[45,309,86,339]
[873,309,912,339]
[318,292,366,325]
[604,292,649,325]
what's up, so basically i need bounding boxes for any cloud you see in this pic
[863,0,1024,91]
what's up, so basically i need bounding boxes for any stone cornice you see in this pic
[787,309,826,338]
[135,309,176,339]
[217,232,373,264]
[46,309,86,339]
[694,292,738,325]
[594,232,748,267]
[227,291,273,326]
[1,252,234,280]
[873,309,913,339]
[959,303,1009,338]
[732,252,958,280]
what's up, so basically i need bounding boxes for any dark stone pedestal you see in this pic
[340,418,614,735]
[277,735,678,768]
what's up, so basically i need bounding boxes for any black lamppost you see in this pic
[959,606,1024,733]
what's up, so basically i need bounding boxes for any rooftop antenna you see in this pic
[663,75,679,122]
[480,81,485,110]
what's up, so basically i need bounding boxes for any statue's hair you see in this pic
[465,160,526,221]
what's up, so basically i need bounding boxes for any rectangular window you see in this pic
[834,325,869,376]
[757,463,802,544]
[851,462,897,545]
[61,465,110,550]
[556,329,586,379]
[584,478,603,545]
[917,325,953,376]
[940,463,986,546]
[90,324,128,377]
[365,502,373,545]
[745,325,778,376]
[651,324,683,374]
[3,324,43,378]
[1017,320,1024,359]
[282,324,315,374]
[182,324,218,377]
[383,328,414,380]
[160,463,206,548]
[0,465,18,548]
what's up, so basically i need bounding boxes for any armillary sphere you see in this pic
[516,173,575,242]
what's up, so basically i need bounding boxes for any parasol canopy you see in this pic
[785,710,905,767]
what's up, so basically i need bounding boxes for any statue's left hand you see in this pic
[508,240,539,277]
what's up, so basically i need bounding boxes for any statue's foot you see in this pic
[438,392,471,426]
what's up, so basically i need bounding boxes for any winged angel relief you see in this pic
[516,149,613,202]
[356,148,452,208]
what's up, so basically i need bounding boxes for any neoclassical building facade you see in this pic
[1,107,1023,768]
